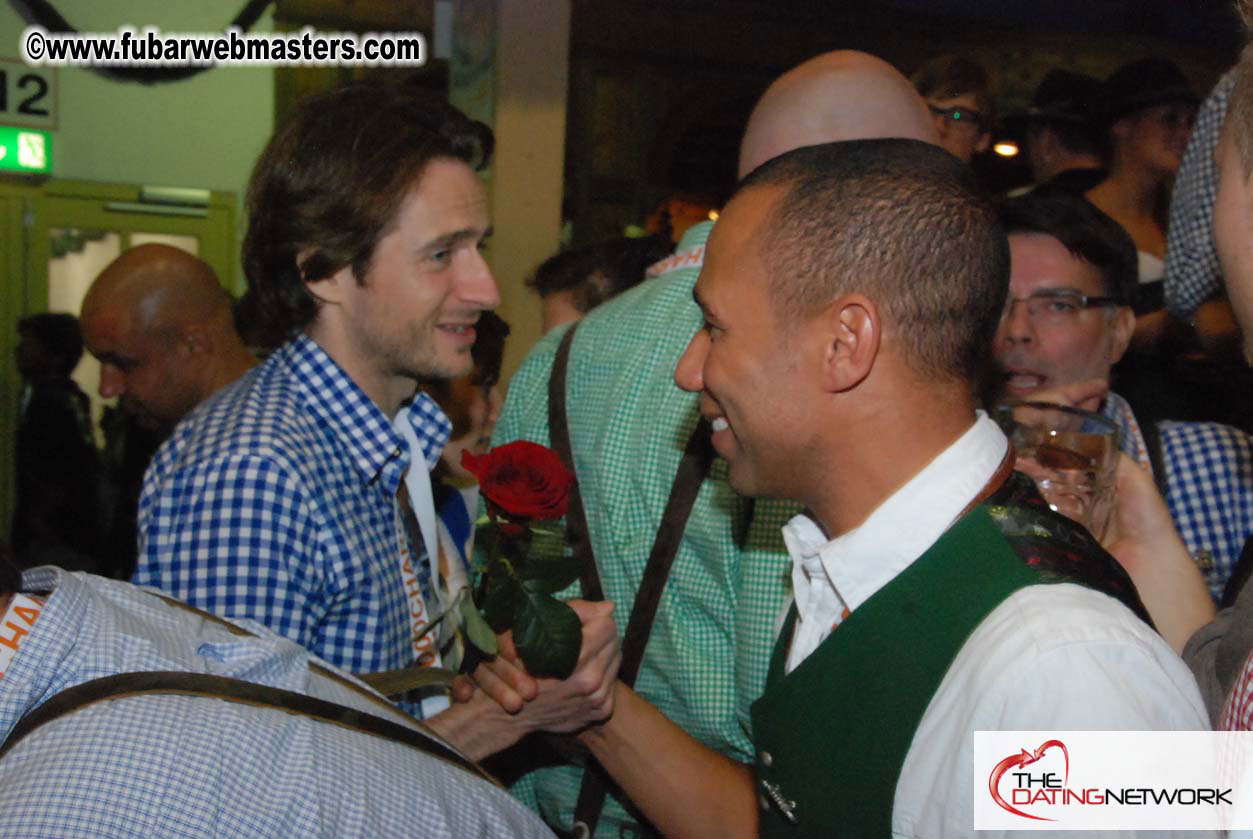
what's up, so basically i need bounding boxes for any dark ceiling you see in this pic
[881,0,1241,50]
[643,0,1243,61]
[560,0,1249,239]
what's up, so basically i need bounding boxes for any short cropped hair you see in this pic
[739,138,1009,383]
[997,192,1138,304]
[422,310,510,440]
[18,313,83,378]
[911,54,994,119]
[241,82,493,349]
[527,235,671,313]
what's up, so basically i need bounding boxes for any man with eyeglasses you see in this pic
[911,53,993,162]
[991,191,1253,603]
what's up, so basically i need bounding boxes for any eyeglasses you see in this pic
[928,104,987,131]
[1001,290,1122,326]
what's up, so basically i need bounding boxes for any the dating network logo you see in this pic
[986,735,1230,823]
[976,731,1238,831]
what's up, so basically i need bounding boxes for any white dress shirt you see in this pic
[782,412,1009,673]
[778,413,1212,838]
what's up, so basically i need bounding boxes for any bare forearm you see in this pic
[1124,533,1216,654]
[1104,455,1216,654]
[577,682,757,839]
[426,691,530,762]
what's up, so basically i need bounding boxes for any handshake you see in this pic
[426,599,621,761]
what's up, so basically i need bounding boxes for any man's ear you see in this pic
[297,247,350,306]
[1109,305,1136,365]
[818,293,880,392]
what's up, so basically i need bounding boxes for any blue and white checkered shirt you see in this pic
[135,335,451,715]
[1103,392,1253,601]
[1164,68,1236,319]
[0,567,552,839]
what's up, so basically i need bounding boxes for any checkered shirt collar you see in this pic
[1100,390,1152,474]
[279,335,451,493]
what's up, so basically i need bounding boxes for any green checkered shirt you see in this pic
[493,221,796,836]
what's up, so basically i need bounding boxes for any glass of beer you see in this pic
[993,401,1121,541]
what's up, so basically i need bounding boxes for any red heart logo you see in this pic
[988,739,1069,821]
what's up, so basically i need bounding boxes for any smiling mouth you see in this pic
[438,323,477,343]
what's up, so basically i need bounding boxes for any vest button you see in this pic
[758,792,771,811]
[760,750,773,768]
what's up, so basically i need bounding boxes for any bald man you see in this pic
[80,244,255,431]
[483,51,937,837]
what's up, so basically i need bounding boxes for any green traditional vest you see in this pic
[750,475,1149,838]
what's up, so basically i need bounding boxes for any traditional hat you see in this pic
[1096,58,1198,124]
[1025,70,1100,123]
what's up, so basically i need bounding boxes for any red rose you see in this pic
[461,441,573,520]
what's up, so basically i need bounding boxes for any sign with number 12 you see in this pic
[0,58,56,130]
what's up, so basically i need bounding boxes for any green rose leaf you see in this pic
[480,569,523,633]
[460,594,499,657]
[512,583,582,679]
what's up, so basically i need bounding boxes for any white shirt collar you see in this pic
[781,411,1008,672]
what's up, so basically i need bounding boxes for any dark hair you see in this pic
[997,192,1138,304]
[423,310,510,440]
[739,138,1009,383]
[527,235,671,313]
[470,310,511,391]
[18,313,83,378]
[240,82,494,349]
[911,54,994,119]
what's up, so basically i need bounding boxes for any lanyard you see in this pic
[395,418,440,586]
[393,417,451,718]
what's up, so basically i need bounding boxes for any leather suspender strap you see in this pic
[550,323,603,602]
[548,324,717,837]
[0,670,494,783]
[618,418,714,685]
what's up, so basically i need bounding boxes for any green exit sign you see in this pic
[0,126,51,174]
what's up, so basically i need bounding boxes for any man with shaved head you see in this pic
[737,50,937,175]
[481,51,938,837]
[80,244,255,431]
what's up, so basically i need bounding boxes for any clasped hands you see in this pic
[453,599,621,735]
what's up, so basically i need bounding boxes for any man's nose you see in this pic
[999,298,1035,345]
[98,364,124,399]
[462,250,501,310]
[674,330,708,393]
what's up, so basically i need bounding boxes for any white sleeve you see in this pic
[892,584,1214,839]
